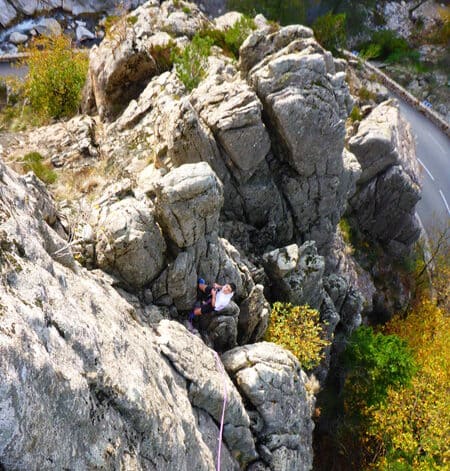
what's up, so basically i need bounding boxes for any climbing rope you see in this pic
[213,351,228,471]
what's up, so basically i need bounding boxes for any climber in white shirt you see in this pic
[191,278,236,317]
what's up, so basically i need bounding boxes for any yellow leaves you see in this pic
[264,302,329,370]
[362,298,450,469]
[21,34,88,121]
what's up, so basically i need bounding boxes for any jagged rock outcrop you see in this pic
[347,99,421,256]
[2,115,99,170]
[223,343,315,471]
[92,196,166,288]
[86,1,209,120]
[262,242,325,309]
[0,152,319,470]
[92,6,361,254]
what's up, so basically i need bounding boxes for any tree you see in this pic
[22,35,88,121]
[312,12,347,54]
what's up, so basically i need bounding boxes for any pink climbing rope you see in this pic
[214,351,228,471]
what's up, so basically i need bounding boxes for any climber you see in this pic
[191,278,236,318]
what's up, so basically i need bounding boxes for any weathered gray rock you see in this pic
[222,343,315,471]
[191,72,271,182]
[2,115,99,171]
[348,100,421,255]
[152,162,223,248]
[263,241,325,309]
[238,284,270,344]
[348,100,415,184]
[0,156,259,470]
[9,31,28,44]
[85,0,210,120]
[349,165,421,254]
[76,24,95,41]
[0,1,18,27]
[241,26,355,250]
[239,24,315,75]
[35,18,62,36]
[93,196,166,288]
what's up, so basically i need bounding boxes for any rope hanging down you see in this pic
[213,351,228,471]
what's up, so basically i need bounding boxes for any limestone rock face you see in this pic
[152,162,223,248]
[92,196,166,288]
[238,284,270,345]
[0,157,257,470]
[222,343,315,471]
[263,241,325,309]
[85,0,210,120]
[348,100,421,255]
[191,69,271,182]
[240,25,355,250]
[2,115,99,170]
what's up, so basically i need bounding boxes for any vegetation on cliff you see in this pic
[264,302,330,370]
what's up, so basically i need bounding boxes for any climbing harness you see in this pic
[213,351,228,471]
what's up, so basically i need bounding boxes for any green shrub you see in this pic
[343,326,416,407]
[197,15,255,59]
[359,30,423,68]
[22,152,57,184]
[172,34,213,91]
[223,16,256,57]
[358,86,376,101]
[22,35,88,121]
[349,106,363,122]
[264,302,329,369]
[312,12,347,55]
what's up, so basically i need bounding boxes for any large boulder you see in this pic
[92,196,166,288]
[222,342,315,471]
[263,241,325,309]
[152,162,223,248]
[347,100,421,255]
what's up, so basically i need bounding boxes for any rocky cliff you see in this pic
[0,1,422,469]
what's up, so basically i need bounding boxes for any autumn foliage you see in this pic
[264,302,329,369]
[22,35,88,120]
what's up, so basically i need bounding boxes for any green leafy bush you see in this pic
[312,12,347,55]
[198,15,255,59]
[264,302,329,369]
[223,16,256,57]
[22,35,88,121]
[359,30,422,67]
[343,326,416,407]
[172,34,213,91]
[22,152,57,184]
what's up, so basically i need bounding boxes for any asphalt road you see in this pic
[393,95,450,233]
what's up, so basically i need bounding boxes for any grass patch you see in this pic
[22,152,57,185]
[349,106,363,122]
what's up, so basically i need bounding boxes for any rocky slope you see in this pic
[0,1,422,469]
